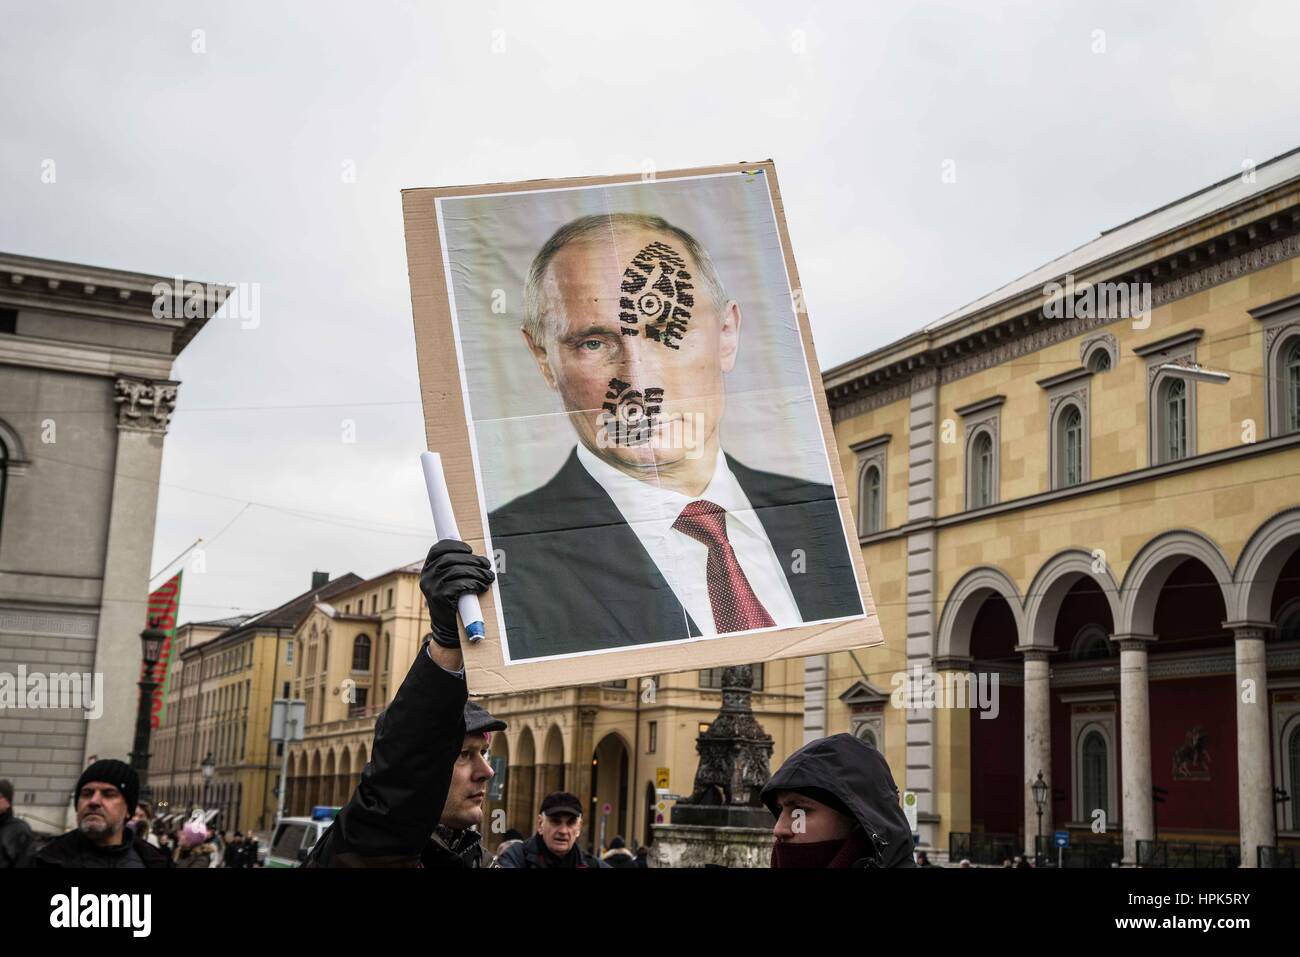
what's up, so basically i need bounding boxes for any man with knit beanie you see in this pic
[22,759,171,868]
[761,734,916,868]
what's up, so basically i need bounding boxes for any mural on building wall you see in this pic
[1172,726,1211,781]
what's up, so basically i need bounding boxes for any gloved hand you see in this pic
[421,539,495,648]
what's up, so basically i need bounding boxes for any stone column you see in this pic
[82,379,178,818]
[1112,634,1155,865]
[1224,621,1275,868]
[1016,645,1055,858]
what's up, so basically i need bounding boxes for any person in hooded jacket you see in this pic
[303,540,506,869]
[761,733,916,868]
[602,835,637,868]
[174,819,217,868]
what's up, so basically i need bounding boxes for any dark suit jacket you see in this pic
[487,449,863,661]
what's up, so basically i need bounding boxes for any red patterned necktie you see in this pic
[672,499,776,632]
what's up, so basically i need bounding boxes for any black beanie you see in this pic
[75,760,139,815]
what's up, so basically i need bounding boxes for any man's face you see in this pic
[537,810,582,857]
[441,733,493,830]
[77,782,129,843]
[0,793,10,814]
[770,790,855,845]
[523,227,741,473]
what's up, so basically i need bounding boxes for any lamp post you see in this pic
[1031,770,1049,867]
[201,751,215,819]
[129,618,168,804]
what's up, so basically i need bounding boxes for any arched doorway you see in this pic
[511,727,536,836]
[540,725,565,796]
[590,733,630,855]
[486,731,510,845]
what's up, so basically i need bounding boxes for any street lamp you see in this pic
[129,618,168,804]
[201,751,215,816]
[1031,770,1049,867]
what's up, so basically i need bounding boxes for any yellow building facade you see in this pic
[823,150,1300,866]
[152,572,362,836]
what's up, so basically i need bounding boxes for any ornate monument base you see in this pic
[650,665,775,867]
[651,822,773,868]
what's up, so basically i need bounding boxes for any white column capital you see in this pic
[1109,633,1156,653]
[1222,620,1275,642]
[1015,644,1057,662]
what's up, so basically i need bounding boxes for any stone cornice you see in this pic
[1247,291,1300,320]
[0,252,230,357]
[1132,328,1204,357]
[0,333,176,380]
[849,433,891,454]
[1036,367,1092,391]
[954,395,1006,418]
[829,219,1300,419]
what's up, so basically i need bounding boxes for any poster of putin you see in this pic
[403,161,883,693]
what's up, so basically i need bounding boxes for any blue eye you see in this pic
[581,339,603,351]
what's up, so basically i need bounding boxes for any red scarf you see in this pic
[771,829,873,868]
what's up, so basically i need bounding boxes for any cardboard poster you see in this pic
[402,161,882,693]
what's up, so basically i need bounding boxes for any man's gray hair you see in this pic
[522,212,728,345]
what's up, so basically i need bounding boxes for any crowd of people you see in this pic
[0,539,920,870]
[0,766,262,869]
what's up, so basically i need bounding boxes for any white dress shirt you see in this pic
[575,444,802,635]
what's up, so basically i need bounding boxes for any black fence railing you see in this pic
[1259,845,1297,868]
[1136,840,1240,868]
[1033,833,1124,867]
[949,832,1023,866]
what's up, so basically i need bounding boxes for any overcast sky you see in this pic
[3,0,1299,626]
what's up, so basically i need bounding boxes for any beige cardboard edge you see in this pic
[401,160,885,696]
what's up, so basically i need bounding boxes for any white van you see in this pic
[265,807,339,867]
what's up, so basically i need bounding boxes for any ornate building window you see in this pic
[0,417,30,552]
[971,431,994,507]
[1081,730,1109,819]
[1071,625,1112,660]
[1283,338,1300,434]
[957,396,1003,510]
[1041,368,1092,490]
[1251,294,1300,438]
[351,634,371,672]
[1062,406,1083,485]
[851,435,889,536]
[1137,329,1201,465]
[1067,699,1118,826]
[1163,378,1188,462]
[1080,333,1118,374]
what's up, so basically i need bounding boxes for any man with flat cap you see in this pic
[306,540,506,868]
[23,759,172,868]
[495,790,608,868]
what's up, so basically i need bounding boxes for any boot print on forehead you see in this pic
[618,241,695,349]
[599,377,665,447]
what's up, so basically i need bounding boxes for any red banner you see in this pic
[142,571,183,730]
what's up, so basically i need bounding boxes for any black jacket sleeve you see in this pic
[305,641,468,867]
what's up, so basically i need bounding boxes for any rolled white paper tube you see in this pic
[420,451,485,642]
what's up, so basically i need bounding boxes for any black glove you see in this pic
[421,539,495,648]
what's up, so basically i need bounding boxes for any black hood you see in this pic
[762,734,916,868]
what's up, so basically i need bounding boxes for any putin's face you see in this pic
[523,227,741,475]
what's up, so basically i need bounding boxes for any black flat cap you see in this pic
[464,699,506,735]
